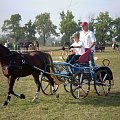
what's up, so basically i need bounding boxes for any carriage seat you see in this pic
[77,49,91,64]
[71,49,91,73]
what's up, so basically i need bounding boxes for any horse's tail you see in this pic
[47,53,63,85]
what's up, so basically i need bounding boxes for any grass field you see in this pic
[0,47,120,120]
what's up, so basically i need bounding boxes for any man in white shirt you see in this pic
[80,22,96,67]
[67,32,85,64]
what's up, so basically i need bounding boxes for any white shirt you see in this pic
[80,30,96,51]
[71,41,85,55]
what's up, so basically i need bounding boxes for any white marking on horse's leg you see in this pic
[32,92,39,102]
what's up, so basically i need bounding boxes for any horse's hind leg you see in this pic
[3,76,25,106]
[32,73,41,102]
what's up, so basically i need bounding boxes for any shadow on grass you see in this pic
[65,92,120,107]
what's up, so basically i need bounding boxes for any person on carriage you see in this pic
[65,32,85,64]
[80,22,96,67]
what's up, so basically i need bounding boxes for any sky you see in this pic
[0,0,120,34]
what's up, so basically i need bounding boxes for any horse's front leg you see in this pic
[3,76,25,106]
[32,74,41,102]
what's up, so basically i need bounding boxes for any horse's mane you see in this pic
[0,44,11,54]
[0,44,8,49]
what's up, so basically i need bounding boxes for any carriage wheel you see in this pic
[70,72,90,99]
[63,78,71,92]
[41,75,59,95]
[94,70,111,96]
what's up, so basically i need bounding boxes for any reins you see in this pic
[10,48,63,53]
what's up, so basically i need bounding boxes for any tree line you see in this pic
[0,11,120,46]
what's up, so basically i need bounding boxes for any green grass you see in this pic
[0,47,120,120]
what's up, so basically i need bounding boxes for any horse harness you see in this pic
[1,51,50,77]
[1,52,25,77]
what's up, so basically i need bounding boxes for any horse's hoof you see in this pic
[32,97,39,102]
[20,94,25,99]
[56,94,59,98]
[3,101,8,106]
[32,98,35,102]
[32,98,36,102]
[7,95,11,101]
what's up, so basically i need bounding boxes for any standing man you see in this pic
[80,22,96,67]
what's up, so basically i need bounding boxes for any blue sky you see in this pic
[0,0,120,34]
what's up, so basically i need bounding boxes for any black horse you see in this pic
[0,44,57,106]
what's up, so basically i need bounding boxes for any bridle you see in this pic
[0,51,25,66]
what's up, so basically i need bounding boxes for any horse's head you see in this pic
[0,44,12,66]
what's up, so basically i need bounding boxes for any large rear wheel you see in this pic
[94,70,111,96]
[70,72,90,99]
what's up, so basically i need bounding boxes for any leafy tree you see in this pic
[34,12,58,46]
[59,10,79,45]
[88,18,95,32]
[24,20,36,41]
[112,17,120,42]
[1,14,24,41]
[95,12,113,43]
[0,35,8,44]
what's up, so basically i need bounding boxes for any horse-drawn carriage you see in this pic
[0,44,113,106]
[40,49,113,99]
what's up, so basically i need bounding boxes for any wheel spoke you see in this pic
[77,89,80,98]
[81,87,88,94]
[102,73,107,82]
[99,73,102,81]
[102,85,106,94]
[43,83,50,91]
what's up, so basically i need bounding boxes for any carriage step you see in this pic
[55,71,70,75]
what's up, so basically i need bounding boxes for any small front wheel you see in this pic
[41,74,59,95]
[70,72,90,99]
[63,78,71,92]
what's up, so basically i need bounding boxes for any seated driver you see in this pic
[66,32,85,64]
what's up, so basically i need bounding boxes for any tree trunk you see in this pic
[43,33,46,46]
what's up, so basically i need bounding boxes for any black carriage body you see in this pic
[93,66,113,80]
